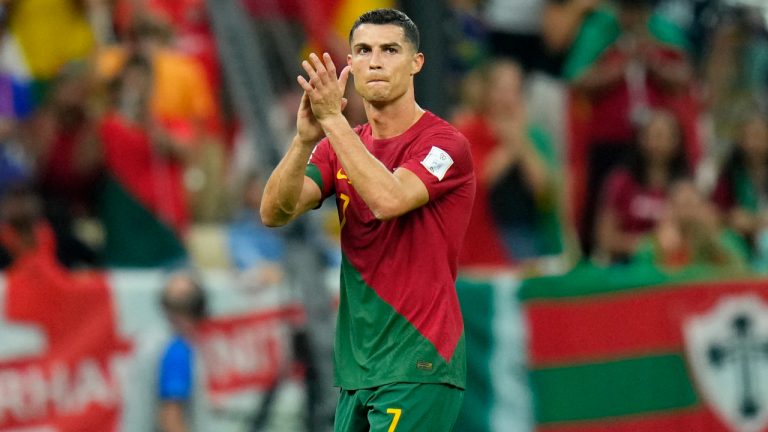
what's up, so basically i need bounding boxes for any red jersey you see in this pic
[306,111,475,389]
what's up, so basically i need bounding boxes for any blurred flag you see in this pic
[521,263,768,432]
[2,0,94,112]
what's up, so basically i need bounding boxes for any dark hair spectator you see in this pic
[564,0,700,255]
[98,53,190,267]
[456,59,564,269]
[594,110,689,264]
[712,114,768,270]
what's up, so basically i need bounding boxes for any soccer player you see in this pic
[260,8,475,432]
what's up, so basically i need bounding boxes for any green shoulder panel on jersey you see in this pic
[305,163,323,192]
[335,254,466,390]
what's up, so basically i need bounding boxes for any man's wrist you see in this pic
[318,112,349,132]
[294,133,319,148]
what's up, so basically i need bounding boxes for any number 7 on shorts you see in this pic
[386,408,401,432]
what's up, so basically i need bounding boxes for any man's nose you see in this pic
[369,49,383,69]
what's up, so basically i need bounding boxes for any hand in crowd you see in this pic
[491,110,528,157]
[728,208,768,237]
[148,123,190,161]
[653,181,731,266]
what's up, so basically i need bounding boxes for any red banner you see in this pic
[1,253,131,432]
[0,248,301,431]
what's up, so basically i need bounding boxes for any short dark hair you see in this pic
[349,9,420,51]
[161,272,208,321]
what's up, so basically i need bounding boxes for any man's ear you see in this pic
[411,52,424,75]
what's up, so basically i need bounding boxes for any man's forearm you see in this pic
[260,135,316,226]
[320,114,416,219]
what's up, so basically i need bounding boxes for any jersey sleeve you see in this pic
[305,138,335,203]
[400,130,474,201]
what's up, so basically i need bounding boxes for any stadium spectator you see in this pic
[97,12,219,142]
[22,61,103,268]
[111,0,223,133]
[564,0,699,254]
[0,182,97,269]
[594,110,689,264]
[30,61,103,217]
[541,0,601,56]
[712,114,768,270]
[0,183,50,268]
[453,68,510,269]
[102,12,226,222]
[156,271,210,432]
[456,59,563,266]
[634,179,748,271]
[703,5,768,158]
[98,54,189,267]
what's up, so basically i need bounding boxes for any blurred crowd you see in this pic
[0,0,285,277]
[1,0,768,278]
[450,0,768,276]
[3,3,766,430]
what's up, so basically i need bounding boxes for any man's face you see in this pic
[347,24,423,104]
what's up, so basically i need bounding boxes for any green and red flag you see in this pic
[99,114,189,267]
[521,263,768,432]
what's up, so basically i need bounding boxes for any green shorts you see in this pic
[334,382,464,432]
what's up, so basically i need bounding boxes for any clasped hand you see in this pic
[295,52,350,144]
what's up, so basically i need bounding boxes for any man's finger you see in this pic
[308,53,329,84]
[323,52,337,77]
[297,75,314,93]
[340,97,348,112]
[299,90,311,107]
[301,60,320,86]
[338,65,351,92]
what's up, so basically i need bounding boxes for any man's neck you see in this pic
[365,93,424,139]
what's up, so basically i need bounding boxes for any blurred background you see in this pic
[1,0,768,431]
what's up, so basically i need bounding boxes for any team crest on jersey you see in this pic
[683,294,768,432]
[421,146,453,181]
